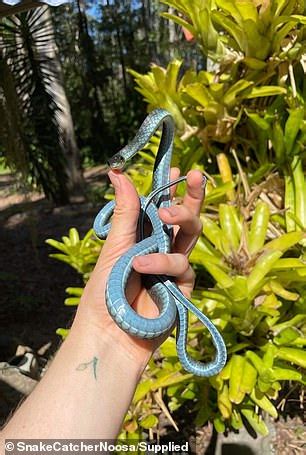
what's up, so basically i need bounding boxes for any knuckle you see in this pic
[189,266,196,282]
[178,254,190,273]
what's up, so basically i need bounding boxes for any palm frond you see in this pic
[0,6,70,203]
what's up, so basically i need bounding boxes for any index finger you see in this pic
[182,170,206,216]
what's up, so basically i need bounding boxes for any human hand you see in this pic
[74,168,205,370]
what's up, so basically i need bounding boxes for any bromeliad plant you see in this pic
[185,196,305,434]
[129,0,306,232]
[122,181,306,436]
[46,162,306,436]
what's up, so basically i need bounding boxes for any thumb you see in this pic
[97,170,140,265]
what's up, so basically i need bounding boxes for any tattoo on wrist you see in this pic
[76,356,99,380]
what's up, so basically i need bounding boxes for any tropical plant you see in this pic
[0,6,83,203]
[47,160,306,437]
[129,0,306,232]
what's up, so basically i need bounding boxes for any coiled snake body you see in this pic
[93,109,227,377]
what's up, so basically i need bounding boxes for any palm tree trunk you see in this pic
[168,6,176,59]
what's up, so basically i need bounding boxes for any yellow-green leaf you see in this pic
[56,328,69,339]
[184,83,214,107]
[231,411,243,430]
[46,239,68,254]
[229,355,246,404]
[248,202,270,254]
[218,384,232,419]
[247,250,283,293]
[64,297,80,306]
[250,389,278,418]
[241,408,268,436]
[219,204,240,251]
[240,361,257,394]
[69,228,80,246]
[139,415,159,429]
[224,80,253,108]
[133,379,154,404]
[277,347,306,368]
[213,415,226,433]
[245,86,286,98]
[264,232,304,252]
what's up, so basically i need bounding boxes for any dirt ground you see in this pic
[0,167,108,424]
[0,167,108,348]
[0,169,304,453]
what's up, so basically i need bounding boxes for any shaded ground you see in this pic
[0,169,304,453]
[0,167,108,350]
[0,167,108,424]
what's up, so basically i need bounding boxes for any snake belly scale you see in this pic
[93,108,227,377]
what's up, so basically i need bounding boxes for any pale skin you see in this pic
[1,167,204,440]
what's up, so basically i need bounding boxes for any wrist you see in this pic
[70,305,152,379]
[2,305,150,439]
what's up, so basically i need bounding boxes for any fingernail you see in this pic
[135,256,151,266]
[162,207,179,217]
[109,171,121,189]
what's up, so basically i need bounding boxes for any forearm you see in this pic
[1,317,148,439]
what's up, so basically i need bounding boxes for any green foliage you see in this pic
[0,7,71,203]
[130,1,305,174]
[129,0,306,239]
[161,0,305,61]
[130,60,304,171]
[46,228,103,280]
[46,0,305,442]
[1,1,200,201]
[47,172,305,437]
[134,204,304,434]
[51,0,199,164]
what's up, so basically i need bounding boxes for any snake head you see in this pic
[202,175,207,190]
[108,154,126,170]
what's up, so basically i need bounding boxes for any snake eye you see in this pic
[108,154,125,170]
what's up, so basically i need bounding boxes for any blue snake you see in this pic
[93,109,227,377]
